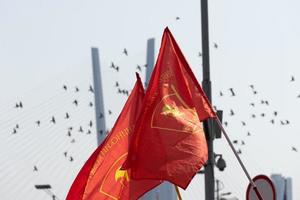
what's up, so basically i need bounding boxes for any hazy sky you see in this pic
[1,0,300,199]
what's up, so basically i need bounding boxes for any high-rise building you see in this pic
[270,174,292,200]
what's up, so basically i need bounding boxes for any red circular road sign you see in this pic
[246,175,276,200]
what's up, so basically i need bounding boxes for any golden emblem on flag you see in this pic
[99,153,128,200]
[115,167,130,185]
[151,85,203,134]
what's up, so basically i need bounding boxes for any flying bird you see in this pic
[115,81,119,87]
[250,103,255,107]
[123,48,128,56]
[63,85,67,90]
[89,85,94,93]
[75,87,79,92]
[229,109,235,116]
[65,112,70,119]
[292,146,297,152]
[73,100,78,106]
[241,121,246,126]
[229,88,236,96]
[249,85,254,90]
[12,128,17,134]
[50,116,56,124]
[219,91,224,97]
[67,131,71,137]
[33,166,38,172]
[89,102,93,107]
[108,110,112,115]
[69,156,74,162]
[290,76,295,82]
[89,120,93,127]
[78,126,83,132]
[247,132,251,136]
[213,43,218,49]
[198,52,202,57]
[111,62,116,69]
[36,120,41,126]
[136,65,142,72]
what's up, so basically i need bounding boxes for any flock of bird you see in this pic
[11,42,298,175]
[216,77,298,154]
[12,85,99,169]
[6,23,299,199]
[9,83,107,199]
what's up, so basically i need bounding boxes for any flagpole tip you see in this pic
[164,26,170,33]
[135,72,141,80]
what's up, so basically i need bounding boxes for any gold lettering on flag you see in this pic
[83,127,133,200]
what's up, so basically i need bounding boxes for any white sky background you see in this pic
[0,0,300,199]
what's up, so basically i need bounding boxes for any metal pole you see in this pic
[216,179,220,200]
[200,0,215,199]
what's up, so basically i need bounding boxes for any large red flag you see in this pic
[123,27,216,189]
[66,74,161,200]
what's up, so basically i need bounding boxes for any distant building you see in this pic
[270,174,292,200]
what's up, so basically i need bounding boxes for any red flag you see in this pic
[123,27,216,189]
[66,74,161,200]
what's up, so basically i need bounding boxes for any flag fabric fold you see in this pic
[66,73,161,200]
[123,27,216,189]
